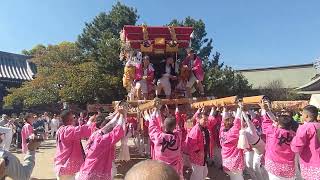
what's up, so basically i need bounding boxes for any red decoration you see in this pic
[123,25,193,51]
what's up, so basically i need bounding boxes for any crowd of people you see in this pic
[0,112,62,151]
[0,98,318,180]
[28,98,315,180]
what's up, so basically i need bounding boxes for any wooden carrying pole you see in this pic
[191,96,238,108]
[138,98,208,111]
[241,95,269,104]
[191,95,269,108]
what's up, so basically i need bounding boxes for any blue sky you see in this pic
[1,0,319,69]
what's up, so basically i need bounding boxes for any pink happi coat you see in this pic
[261,112,296,178]
[291,122,320,180]
[219,117,244,172]
[207,115,219,158]
[212,114,222,148]
[149,113,183,175]
[21,123,33,154]
[135,63,154,93]
[186,123,208,166]
[182,56,204,81]
[175,110,188,151]
[76,125,124,180]
[54,124,94,176]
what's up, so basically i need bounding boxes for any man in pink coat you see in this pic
[186,111,210,180]
[21,113,35,154]
[261,103,296,180]
[149,108,183,178]
[219,106,244,180]
[54,110,95,180]
[291,105,320,180]
[76,111,126,180]
[182,49,205,97]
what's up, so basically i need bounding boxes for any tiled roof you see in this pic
[0,51,35,81]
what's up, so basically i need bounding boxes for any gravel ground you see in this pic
[8,139,249,180]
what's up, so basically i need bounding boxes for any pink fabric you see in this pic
[149,114,183,176]
[186,124,205,166]
[262,114,296,178]
[182,56,204,81]
[77,126,124,180]
[220,117,244,172]
[207,115,218,158]
[291,122,320,180]
[192,57,204,81]
[54,124,94,176]
[175,111,187,142]
[134,63,154,92]
[21,123,33,154]
[213,115,222,148]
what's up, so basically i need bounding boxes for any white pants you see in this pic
[111,161,117,179]
[226,171,244,180]
[57,175,75,180]
[252,152,266,180]
[245,151,257,180]
[51,126,58,138]
[294,154,303,180]
[268,172,295,180]
[135,79,148,94]
[156,77,171,96]
[190,163,208,180]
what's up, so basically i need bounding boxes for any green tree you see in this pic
[77,2,138,76]
[168,17,213,63]
[4,42,123,109]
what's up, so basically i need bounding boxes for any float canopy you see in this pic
[121,25,193,53]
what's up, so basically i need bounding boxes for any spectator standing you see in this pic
[50,114,60,138]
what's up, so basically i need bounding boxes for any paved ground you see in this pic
[9,139,248,180]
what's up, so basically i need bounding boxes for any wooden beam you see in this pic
[112,100,151,107]
[191,96,238,108]
[241,95,269,105]
[138,97,209,111]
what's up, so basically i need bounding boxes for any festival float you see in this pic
[108,25,310,129]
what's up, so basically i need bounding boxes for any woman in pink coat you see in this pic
[291,105,320,180]
[21,113,35,154]
[261,102,296,180]
[134,56,154,100]
[76,111,126,180]
[54,110,95,180]
[182,49,205,97]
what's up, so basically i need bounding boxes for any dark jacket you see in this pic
[154,61,177,82]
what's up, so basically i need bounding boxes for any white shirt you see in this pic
[51,118,59,128]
